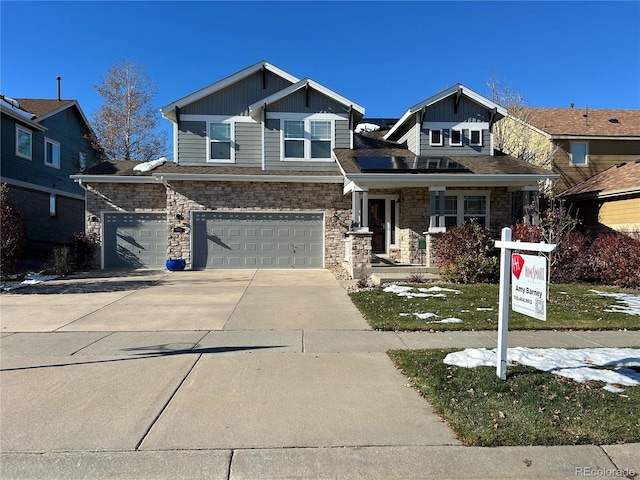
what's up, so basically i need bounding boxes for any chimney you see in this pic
[56,76,61,101]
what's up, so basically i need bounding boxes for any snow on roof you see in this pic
[0,95,36,120]
[133,157,167,173]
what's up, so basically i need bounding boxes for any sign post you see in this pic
[494,227,556,380]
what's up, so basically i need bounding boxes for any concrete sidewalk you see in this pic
[1,269,639,479]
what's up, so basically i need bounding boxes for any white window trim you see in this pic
[570,141,589,166]
[279,117,335,162]
[429,129,443,146]
[44,138,61,169]
[469,129,483,146]
[449,128,463,146]
[428,190,491,232]
[206,121,235,164]
[16,125,32,160]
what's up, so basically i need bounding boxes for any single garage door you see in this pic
[192,212,323,269]
[103,213,168,268]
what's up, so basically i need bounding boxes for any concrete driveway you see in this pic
[1,269,462,477]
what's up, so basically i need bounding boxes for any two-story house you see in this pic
[496,107,640,232]
[1,94,101,255]
[72,61,556,273]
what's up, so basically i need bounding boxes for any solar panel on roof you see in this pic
[354,156,469,173]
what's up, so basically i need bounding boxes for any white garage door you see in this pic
[192,212,323,269]
[103,213,167,268]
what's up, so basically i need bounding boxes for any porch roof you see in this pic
[334,148,558,189]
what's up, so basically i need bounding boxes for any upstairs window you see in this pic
[284,120,305,158]
[44,138,60,168]
[570,142,588,166]
[429,129,443,146]
[208,122,233,162]
[310,121,331,158]
[469,129,483,146]
[282,119,333,160]
[16,126,32,159]
[450,129,462,146]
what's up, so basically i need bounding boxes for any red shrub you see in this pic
[510,223,544,243]
[586,231,640,289]
[0,187,27,271]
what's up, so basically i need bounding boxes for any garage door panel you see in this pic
[192,212,323,269]
[105,213,167,269]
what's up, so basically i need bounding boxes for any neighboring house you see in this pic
[71,61,556,273]
[560,160,640,232]
[1,95,101,253]
[497,107,640,194]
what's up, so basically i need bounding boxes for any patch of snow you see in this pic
[355,123,381,133]
[431,318,463,324]
[414,312,439,319]
[384,285,459,299]
[589,290,640,316]
[443,347,640,393]
[133,157,167,173]
[476,307,494,311]
[1,273,60,292]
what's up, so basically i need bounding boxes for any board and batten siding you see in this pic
[424,96,491,123]
[180,70,294,117]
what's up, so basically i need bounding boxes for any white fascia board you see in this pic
[70,175,160,184]
[248,78,365,120]
[1,106,47,131]
[161,60,300,119]
[551,134,640,141]
[153,173,343,184]
[385,84,507,140]
[343,173,558,188]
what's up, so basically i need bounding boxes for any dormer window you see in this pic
[450,129,462,146]
[469,129,482,146]
[429,129,443,146]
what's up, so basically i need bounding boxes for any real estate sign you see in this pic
[511,253,547,321]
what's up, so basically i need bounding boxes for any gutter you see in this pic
[151,173,344,183]
[71,175,160,184]
[344,173,558,186]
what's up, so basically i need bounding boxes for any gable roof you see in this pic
[160,60,300,122]
[0,95,46,131]
[520,108,640,138]
[560,160,640,200]
[14,98,92,130]
[385,84,507,140]
[247,77,365,119]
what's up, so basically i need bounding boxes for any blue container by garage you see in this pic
[166,258,186,271]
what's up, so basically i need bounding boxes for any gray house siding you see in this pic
[235,122,262,167]
[177,121,206,166]
[181,70,294,116]
[424,96,490,123]
[335,119,350,149]
[269,89,348,115]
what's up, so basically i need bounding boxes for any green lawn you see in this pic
[390,349,640,446]
[350,283,639,331]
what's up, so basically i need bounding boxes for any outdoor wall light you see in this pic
[175,213,184,220]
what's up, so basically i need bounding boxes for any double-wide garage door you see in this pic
[103,213,167,268]
[192,212,323,269]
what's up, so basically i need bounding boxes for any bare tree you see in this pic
[91,60,167,161]
[488,72,559,195]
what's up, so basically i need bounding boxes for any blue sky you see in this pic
[2,1,639,158]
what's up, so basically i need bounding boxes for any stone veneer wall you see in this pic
[165,180,350,268]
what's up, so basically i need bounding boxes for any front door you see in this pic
[368,199,386,254]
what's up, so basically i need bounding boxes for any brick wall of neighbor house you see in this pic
[5,186,84,250]
[164,181,351,268]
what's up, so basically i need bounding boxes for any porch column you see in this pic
[522,186,540,225]
[351,190,360,228]
[428,186,446,231]
[361,190,369,230]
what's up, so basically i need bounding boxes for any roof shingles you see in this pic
[519,108,640,137]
